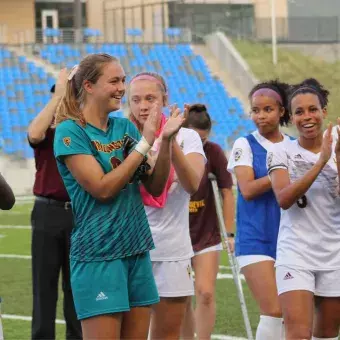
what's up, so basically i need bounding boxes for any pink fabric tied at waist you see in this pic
[139,114,175,208]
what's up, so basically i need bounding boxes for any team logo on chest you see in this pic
[63,137,71,147]
[234,148,242,162]
[92,139,124,153]
[267,152,273,168]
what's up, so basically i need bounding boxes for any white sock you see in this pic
[312,337,339,340]
[256,315,285,340]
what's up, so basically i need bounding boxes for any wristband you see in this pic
[227,232,235,238]
[135,136,152,156]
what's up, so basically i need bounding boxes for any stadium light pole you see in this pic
[270,0,278,65]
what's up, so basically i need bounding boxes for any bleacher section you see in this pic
[39,43,254,149]
[0,44,255,159]
[0,47,55,158]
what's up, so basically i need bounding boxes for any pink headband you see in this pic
[130,74,167,93]
[252,88,283,105]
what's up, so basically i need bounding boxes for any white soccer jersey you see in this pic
[227,130,291,173]
[146,128,206,261]
[267,138,340,270]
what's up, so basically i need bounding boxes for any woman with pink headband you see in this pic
[128,72,206,340]
[228,80,292,339]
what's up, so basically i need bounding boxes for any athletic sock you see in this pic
[255,315,285,340]
[312,337,339,340]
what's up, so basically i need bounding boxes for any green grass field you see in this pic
[0,202,260,339]
[233,39,340,124]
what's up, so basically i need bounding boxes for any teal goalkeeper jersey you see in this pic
[54,117,154,262]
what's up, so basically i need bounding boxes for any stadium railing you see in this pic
[205,31,257,100]
[5,27,193,49]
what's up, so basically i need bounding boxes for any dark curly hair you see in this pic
[288,78,330,113]
[249,79,291,126]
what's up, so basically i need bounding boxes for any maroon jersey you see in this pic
[30,128,69,201]
[189,141,233,252]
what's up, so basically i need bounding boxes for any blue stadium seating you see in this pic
[0,46,125,159]
[0,48,56,158]
[0,44,255,159]
[38,43,255,149]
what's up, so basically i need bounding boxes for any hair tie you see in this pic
[68,65,79,81]
[290,86,316,99]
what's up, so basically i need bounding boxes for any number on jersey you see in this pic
[297,195,307,208]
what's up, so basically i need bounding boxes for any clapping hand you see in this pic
[162,104,185,140]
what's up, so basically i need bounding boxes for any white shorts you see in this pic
[276,265,340,297]
[194,243,223,256]
[152,259,195,297]
[237,255,275,270]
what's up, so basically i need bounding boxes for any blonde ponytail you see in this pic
[54,78,86,127]
[54,53,119,127]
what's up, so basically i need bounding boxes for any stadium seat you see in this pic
[164,28,182,37]
[0,43,255,159]
[43,28,61,38]
[126,28,143,37]
[0,47,57,159]
[83,28,102,38]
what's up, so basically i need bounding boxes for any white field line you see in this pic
[0,254,31,259]
[2,314,65,324]
[0,226,235,276]
[0,226,243,280]
[13,196,34,202]
[1,224,248,339]
[0,255,244,280]
[0,254,245,280]
[0,211,28,215]
[0,225,31,229]
[2,314,247,339]
[0,254,233,267]
[217,273,245,280]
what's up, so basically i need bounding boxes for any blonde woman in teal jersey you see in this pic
[54,54,184,339]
